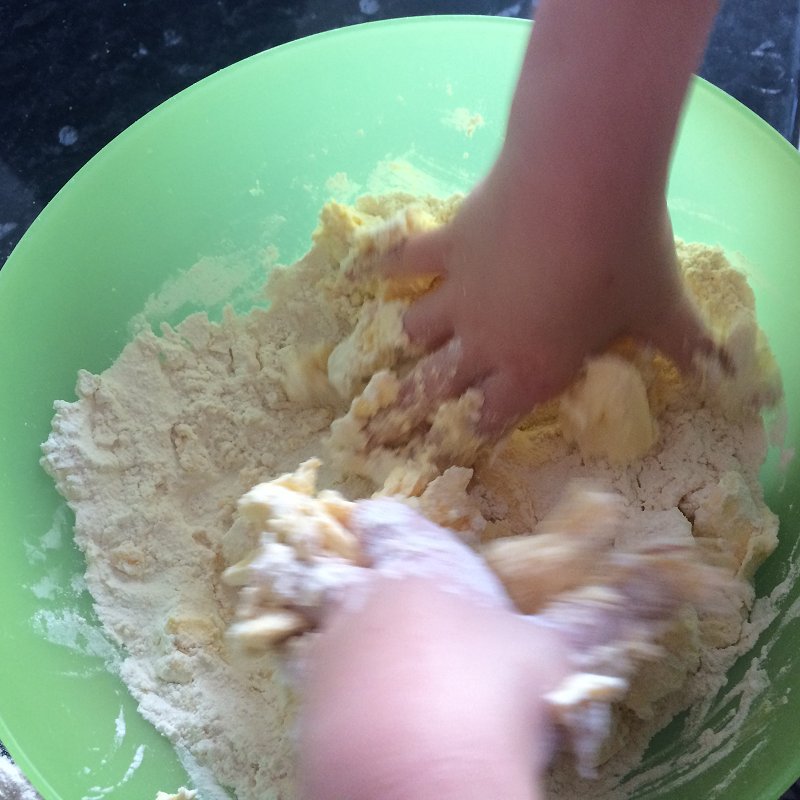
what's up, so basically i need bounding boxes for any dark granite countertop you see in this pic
[1,0,799,797]
[1,0,799,268]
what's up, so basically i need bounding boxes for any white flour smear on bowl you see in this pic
[23,503,122,674]
[41,194,788,799]
[618,528,800,797]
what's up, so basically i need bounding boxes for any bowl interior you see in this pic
[1,16,799,800]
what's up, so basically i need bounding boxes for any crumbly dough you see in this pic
[41,193,781,799]
[223,464,734,776]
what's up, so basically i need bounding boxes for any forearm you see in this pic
[503,0,719,206]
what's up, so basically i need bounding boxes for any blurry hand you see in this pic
[296,498,722,799]
[297,499,569,800]
[379,153,714,437]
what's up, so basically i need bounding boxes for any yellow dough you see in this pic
[43,193,782,799]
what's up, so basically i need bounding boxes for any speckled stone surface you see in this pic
[1,1,799,797]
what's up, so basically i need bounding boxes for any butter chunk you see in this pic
[559,355,658,464]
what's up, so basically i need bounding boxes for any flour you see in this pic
[41,194,784,799]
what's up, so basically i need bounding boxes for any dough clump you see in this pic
[42,193,782,799]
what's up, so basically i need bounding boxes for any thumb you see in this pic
[380,223,451,281]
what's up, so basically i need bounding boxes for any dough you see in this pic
[41,193,781,799]
[559,354,659,463]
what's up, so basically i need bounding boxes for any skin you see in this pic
[300,2,721,798]
[298,501,571,800]
[296,501,718,800]
[300,576,569,800]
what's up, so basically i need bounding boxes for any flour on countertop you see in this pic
[41,194,783,799]
[0,757,42,800]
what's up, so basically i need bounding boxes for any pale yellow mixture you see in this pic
[42,194,782,799]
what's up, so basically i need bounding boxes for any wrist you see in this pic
[489,141,668,261]
[502,0,719,206]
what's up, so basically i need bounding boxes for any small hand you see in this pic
[379,152,715,437]
[296,499,727,799]
[297,499,570,800]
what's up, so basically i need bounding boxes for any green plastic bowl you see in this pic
[1,16,799,800]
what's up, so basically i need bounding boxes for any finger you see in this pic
[401,286,455,351]
[397,337,481,406]
[476,366,570,439]
[380,224,451,280]
[513,617,573,773]
[639,296,732,376]
[352,497,454,554]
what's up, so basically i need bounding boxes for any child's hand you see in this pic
[381,155,714,437]
[297,500,569,800]
[296,499,727,799]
